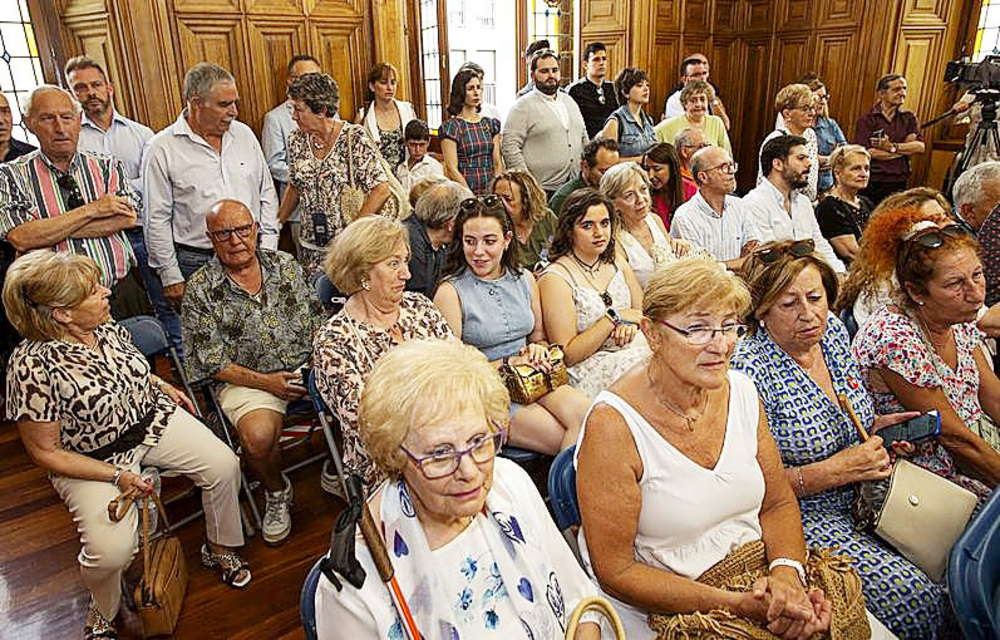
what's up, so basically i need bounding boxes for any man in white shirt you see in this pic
[396,119,443,195]
[744,134,845,273]
[670,145,760,269]
[143,62,279,309]
[662,54,730,129]
[502,50,589,195]
[261,54,321,255]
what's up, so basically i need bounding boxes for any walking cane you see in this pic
[309,373,422,640]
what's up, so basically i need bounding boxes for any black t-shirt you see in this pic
[816,195,873,241]
[567,77,619,139]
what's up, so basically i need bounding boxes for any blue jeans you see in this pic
[128,229,184,358]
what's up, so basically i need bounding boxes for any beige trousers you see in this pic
[50,407,243,620]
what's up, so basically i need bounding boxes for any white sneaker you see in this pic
[320,460,344,498]
[262,475,292,545]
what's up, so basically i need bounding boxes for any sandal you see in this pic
[200,543,252,588]
[84,602,119,639]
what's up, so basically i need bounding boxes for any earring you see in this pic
[361,280,371,291]
[916,300,925,306]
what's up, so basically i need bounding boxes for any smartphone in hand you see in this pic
[877,410,941,450]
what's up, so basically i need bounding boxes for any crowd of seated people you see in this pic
[1,40,995,640]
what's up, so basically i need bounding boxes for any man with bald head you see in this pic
[0,85,143,317]
[181,199,321,545]
[0,93,35,162]
[670,145,760,270]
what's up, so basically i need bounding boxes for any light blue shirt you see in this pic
[261,100,300,222]
[670,190,761,262]
[142,110,279,287]
[78,109,154,194]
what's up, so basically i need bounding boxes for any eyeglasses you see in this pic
[460,194,502,213]
[816,93,831,102]
[702,161,738,174]
[57,174,85,210]
[657,318,747,345]
[682,142,711,150]
[899,224,970,266]
[795,104,816,114]
[753,239,815,264]
[208,223,255,243]
[401,426,506,480]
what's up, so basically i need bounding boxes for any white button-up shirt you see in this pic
[78,109,154,194]
[743,178,845,273]
[261,99,300,222]
[670,190,761,262]
[142,110,279,287]
[395,152,444,196]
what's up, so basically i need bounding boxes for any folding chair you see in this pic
[315,273,347,314]
[948,489,1000,638]
[300,558,324,640]
[546,444,582,563]
[307,370,349,495]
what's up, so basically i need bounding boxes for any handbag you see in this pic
[499,344,569,404]
[109,488,188,638]
[565,596,626,640]
[342,126,411,225]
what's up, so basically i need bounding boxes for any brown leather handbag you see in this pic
[499,344,570,404]
[109,488,188,638]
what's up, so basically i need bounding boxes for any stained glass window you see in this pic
[526,0,575,82]
[975,0,1000,61]
[0,0,43,144]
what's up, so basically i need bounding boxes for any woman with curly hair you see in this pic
[439,68,503,194]
[492,170,558,270]
[836,187,952,327]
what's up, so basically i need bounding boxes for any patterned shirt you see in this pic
[0,149,138,286]
[313,292,451,489]
[5,321,176,466]
[438,117,501,195]
[181,250,322,382]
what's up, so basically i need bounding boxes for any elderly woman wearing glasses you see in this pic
[654,80,732,156]
[730,239,948,637]
[759,84,819,201]
[575,257,876,640]
[434,195,590,453]
[4,251,248,640]
[316,338,603,639]
[852,215,1000,501]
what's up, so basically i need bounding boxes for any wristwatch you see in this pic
[768,557,807,586]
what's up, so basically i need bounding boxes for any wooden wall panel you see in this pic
[777,0,813,31]
[311,20,367,122]
[774,33,813,90]
[245,19,310,122]
[684,0,712,32]
[173,16,253,127]
[582,0,628,31]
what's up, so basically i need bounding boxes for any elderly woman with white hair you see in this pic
[313,216,452,493]
[316,337,604,639]
[405,179,472,299]
[4,251,248,640]
[600,161,704,288]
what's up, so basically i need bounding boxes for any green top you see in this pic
[548,175,586,219]
[519,209,558,270]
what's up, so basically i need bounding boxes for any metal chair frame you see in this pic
[300,557,323,639]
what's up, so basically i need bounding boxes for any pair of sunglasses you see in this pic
[460,194,502,212]
[899,224,970,265]
[753,239,815,264]
[56,174,85,210]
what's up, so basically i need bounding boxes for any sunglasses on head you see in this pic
[900,223,970,264]
[460,194,502,213]
[57,174,85,210]
[753,239,815,264]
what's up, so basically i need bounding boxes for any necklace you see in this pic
[646,367,707,432]
[569,253,612,307]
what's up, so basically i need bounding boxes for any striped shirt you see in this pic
[0,149,138,285]
[670,190,761,262]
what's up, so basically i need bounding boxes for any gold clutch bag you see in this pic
[500,345,569,404]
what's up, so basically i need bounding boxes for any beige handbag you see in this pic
[565,596,626,640]
[342,127,411,225]
[109,489,189,638]
[870,459,977,581]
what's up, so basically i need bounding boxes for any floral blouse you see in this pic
[287,123,388,248]
[312,292,452,489]
[5,322,176,466]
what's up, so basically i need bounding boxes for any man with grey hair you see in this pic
[143,62,278,310]
[675,127,708,198]
[405,179,472,298]
[953,161,1000,305]
[0,85,142,317]
[670,145,760,269]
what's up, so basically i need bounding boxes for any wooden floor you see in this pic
[0,419,344,640]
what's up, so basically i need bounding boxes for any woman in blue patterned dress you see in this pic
[730,239,950,638]
[440,68,503,195]
[315,338,603,639]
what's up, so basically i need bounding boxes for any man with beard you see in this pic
[143,62,278,311]
[744,134,844,273]
[182,199,321,545]
[502,50,588,197]
[0,93,35,162]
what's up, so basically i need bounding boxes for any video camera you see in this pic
[945,55,1000,90]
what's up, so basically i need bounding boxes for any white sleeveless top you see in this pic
[577,370,766,640]
[619,214,674,289]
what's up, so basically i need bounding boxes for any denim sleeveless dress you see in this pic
[449,269,534,362]
[607,105,657,158]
